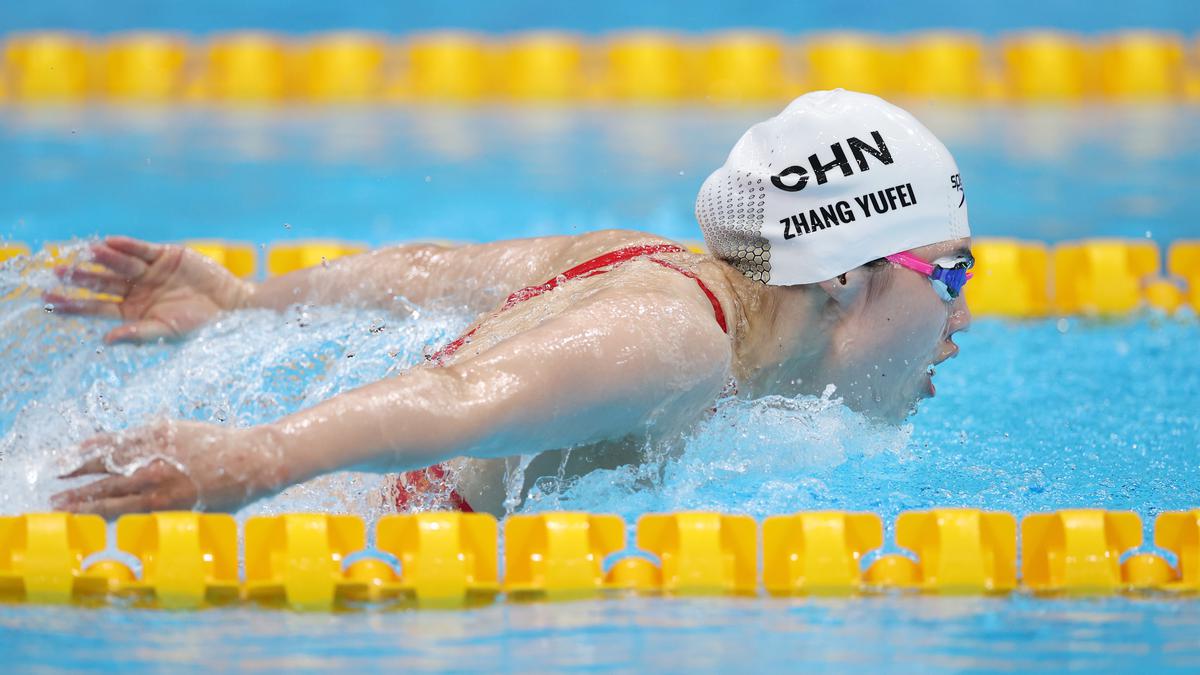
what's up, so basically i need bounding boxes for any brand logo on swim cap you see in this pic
[769,131,894,193]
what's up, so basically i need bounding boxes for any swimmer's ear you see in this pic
[816,266,874,308]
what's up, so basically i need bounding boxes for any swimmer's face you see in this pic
[828,238,973,422]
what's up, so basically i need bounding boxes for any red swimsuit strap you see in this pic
[500,243,687,308]
[394,463,473,512]
[646,257,729,333]
[427,242,728,363]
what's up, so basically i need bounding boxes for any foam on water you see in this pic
[0,243,469,519]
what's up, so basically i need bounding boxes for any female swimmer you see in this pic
[48,90,973,517]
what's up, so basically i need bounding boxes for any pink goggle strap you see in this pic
[884,252,974,280]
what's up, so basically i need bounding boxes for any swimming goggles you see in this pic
[884,251,975,302]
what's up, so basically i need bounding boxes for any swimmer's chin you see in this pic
[785,380,927,425]
[859,388,930,425]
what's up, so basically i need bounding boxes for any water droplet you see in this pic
[283,223,292,230]
[42,304,54,313]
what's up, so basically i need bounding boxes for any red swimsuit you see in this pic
[392,243,729,513]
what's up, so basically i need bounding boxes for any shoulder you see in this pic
[567,283,734,373]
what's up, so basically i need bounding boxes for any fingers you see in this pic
[42,292,122,318]
[104,236,162,265]
[54,266,130,297]
[89,243,148,280]
[52,483,172,519]
[52,462,198,518]
[66,496,157,519]
[104,318,176,344]
[52,474,146,506]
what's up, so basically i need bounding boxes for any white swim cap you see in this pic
[696,89,971,285]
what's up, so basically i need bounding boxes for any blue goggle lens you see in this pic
[930,266,969,299]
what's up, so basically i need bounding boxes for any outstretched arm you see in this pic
[48,235,578,342]
[51,285,732,516]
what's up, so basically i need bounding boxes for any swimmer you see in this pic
[48,90,973,517]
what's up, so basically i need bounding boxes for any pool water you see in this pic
[0,104,1198,671]
[4,595,1200,671]
[2,1,1198,35]
[2,105,1197,247]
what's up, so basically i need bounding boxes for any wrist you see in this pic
[243,423,300,494]
[230,277,258,311]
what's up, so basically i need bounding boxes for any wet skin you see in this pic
[46,230,971,517]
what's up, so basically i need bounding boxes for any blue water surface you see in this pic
[2,0,1198,35]
[2,105,1197,249]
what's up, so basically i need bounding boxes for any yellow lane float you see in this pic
[376,511,498,607]
[901,32,985,100]
[186,240,258,278]
[2,509,1200,608]
[965,239,1051,317]
[1155,510,1200,591]
[394,32,492,102]
[266,240,366,276]
[1053,239,1160,317]
[498,32,585,101]
[601,32,694,101]
[1144,278,1186,314]
[627,512,757,595]
[1021,509,1143,592]
[296,32,386,103]
[699,32,789,103]
[803,33,895,97]
[116,512,239,608]
[0,30,1198,104]
[100,32,188,101]
[197,32,290,102]
[762,511,881,595]
[1168,240,1200,312]
[504,512,624,600]
[1098,31,1185,100]
[891,509,1016,593]
[0,513,112,603]
[243,513,365,610]
[3,32,91,101]
[1001,31,1092,101]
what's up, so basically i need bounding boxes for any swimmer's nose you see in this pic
[935,341,960,365]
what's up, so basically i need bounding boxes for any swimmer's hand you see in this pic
[50,420,284,517]
[44,236,252,344]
